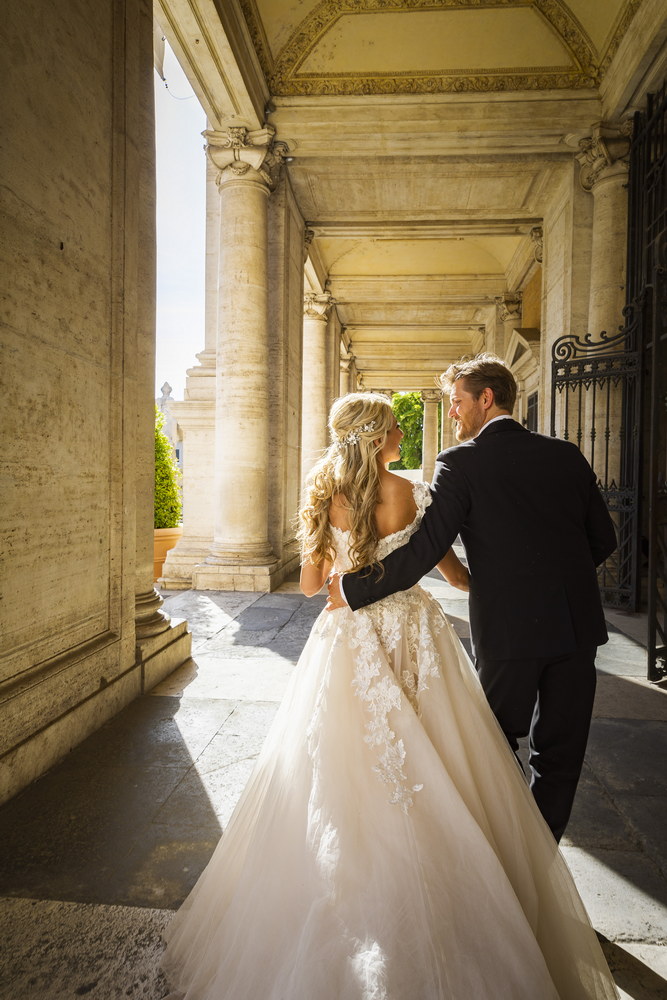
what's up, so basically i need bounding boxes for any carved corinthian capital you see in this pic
[303,292,334,321]
[576,120,632,192]
[421,389,442,404]
[495,292,522,323]
[204,125,288,188]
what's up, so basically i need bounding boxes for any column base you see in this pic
[135,617,191,692]
[159,536,214,590]
[192,554,299,593]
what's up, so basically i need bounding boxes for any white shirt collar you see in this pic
[475,414,514,438]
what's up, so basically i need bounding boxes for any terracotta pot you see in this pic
[153,526,182,582]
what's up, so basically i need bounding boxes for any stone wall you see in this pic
[0,0,190,803]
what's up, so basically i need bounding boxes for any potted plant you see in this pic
[154,404,182,581]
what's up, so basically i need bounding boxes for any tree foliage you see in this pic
[389,392,423,470]
[154,405,182,528]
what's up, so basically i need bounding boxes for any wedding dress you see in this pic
[162,482,618,1000]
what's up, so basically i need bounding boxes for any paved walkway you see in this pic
[0,573,665,999]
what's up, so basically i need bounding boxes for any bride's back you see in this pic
[329,472,418,540]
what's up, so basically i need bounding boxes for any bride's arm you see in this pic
[436,549,469,591]
[300,556,332,598]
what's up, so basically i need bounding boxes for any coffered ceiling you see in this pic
[240,0,640,96]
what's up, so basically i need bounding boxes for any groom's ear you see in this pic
[480,387,495,410]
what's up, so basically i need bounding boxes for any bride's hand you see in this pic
[325,572,346,612]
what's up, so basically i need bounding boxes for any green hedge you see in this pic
[154,405,182,528]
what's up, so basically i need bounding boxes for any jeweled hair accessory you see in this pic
[338,420,375,444]
[340,421,376,446]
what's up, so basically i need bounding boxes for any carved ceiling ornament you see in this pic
[204,125,288,188]
[576,120,633,192]
[530,226,543,263]
[239,0,614,97]
[495,291,523,323]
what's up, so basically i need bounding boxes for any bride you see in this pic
[161,392,618,999]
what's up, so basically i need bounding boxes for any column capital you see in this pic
[304,291,335,321]
[421,389,442,404]
[204,125,289,190]
[495,292,522,323]
[576,120,632,192]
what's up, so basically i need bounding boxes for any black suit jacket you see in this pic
[344,420,617,660]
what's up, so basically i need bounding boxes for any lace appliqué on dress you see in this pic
[329,482,447,813]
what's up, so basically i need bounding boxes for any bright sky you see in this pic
[154,43,206,400]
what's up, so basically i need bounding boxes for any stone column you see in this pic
[301,291,335,483]
[441,398,456,452]
[134,0,190,684]
[194,126,284,591]
[577,122,631,336]
[494,292,522,362]
[576,122,631,480]
[421,390,441,483]
[160,150,218,588]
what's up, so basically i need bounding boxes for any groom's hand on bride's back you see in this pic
[325,573,346,612]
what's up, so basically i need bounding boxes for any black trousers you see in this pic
[475,646,597,843]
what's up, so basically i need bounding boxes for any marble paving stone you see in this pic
[612,794,667,873]
[586,719,667,796]
[252,592,311,610]
[200,627,282,652]
[561,846,667,942]
[153,652,294,702]
[121,829,221,910]
[63,694,236,768]
[563,762,640,852]
[593,672,667,721]
[601,941,667,1000]
[154,756,257,835]
[596,630,649,677]
[160,591,248,644]
[234,605,298,630]
[0,898,171,1000]
[0,763,192,902]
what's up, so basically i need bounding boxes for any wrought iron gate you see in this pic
[551,80,667,681]
[550,330,642,612]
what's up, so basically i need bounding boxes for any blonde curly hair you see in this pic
[297,393,396,576]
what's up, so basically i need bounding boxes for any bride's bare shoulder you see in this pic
[376,473,418,535]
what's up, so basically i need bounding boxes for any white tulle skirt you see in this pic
[161,586,618,1000]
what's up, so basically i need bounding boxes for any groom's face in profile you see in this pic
[448,378,487,442]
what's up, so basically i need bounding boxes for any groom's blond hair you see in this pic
[439,354,517,412]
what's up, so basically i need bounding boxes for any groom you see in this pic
[326,354,617,842]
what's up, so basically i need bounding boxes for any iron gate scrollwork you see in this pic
[550,330,642,612]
